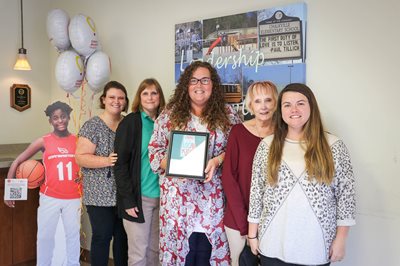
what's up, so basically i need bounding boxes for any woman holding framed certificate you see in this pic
[149,61,241,265]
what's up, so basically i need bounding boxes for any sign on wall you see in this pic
[175,2,307,116]
[10,84,31,112]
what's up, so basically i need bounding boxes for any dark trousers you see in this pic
[184,232,212,266]
[86,205,128,266]
[260,255,330,266]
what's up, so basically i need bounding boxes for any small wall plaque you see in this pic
[10,84,31,112]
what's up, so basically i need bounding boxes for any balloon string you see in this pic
[79,81,88,129]
[67,93,79,134]
[89,92,95,118]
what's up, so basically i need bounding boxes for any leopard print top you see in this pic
[248,133,356,259]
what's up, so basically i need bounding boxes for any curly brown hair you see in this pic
[167,61,230,132]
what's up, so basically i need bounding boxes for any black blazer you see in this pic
[114,112,144,222]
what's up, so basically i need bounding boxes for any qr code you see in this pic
[9,187,22,199]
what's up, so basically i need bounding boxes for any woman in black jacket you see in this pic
[114,78,165,266]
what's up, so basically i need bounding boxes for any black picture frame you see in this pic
[166,130,209,180]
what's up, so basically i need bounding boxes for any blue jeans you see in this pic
[185,232,212,266]
[86,205,128,266]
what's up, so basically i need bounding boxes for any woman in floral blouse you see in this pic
[76,81,129,266]
[148,61,241,265]
[248,83,356,266]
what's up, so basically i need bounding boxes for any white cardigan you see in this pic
[248,133,356,264]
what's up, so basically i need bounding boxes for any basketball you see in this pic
[16,160,45,189]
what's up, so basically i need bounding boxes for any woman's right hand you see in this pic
[248,237,259,255]
[126,207,139,218]
[108,152,118,166]
[4,200,15,208]
[4,176,16,208]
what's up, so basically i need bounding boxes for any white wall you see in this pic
[2,0,399,264]
[0,0,53,144]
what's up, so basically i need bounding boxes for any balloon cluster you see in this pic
[47,9,111,95]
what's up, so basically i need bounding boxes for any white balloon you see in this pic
[47,9,71,52]
[55,50,84,93]
[69,14,99,57]
[86,51,111,93]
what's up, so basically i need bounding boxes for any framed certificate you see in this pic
[166,130,209,179]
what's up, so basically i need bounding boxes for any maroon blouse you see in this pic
[221,123,263,235]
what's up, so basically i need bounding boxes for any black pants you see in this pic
[86,205,128,266]
[260,255,330,266]
[185,232,212,266]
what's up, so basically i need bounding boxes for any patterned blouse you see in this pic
[148,105,241,265]
[248,133,356,264]
[78,116,117,207]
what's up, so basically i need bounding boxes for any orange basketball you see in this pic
[16,160,45,189]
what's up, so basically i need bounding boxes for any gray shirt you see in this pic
[78,116,117,206]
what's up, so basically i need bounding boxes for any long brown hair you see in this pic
[268,83,334,185]
[131,78,166,116]
[167,61,230,132]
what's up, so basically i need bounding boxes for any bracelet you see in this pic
[216,155,223,167]
[248,236,257,239]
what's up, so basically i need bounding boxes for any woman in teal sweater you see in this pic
[114,78,165,266]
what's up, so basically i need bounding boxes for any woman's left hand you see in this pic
[203,157,219,183]
[329,236,346,262]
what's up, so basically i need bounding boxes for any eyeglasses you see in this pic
[189,77,211,85]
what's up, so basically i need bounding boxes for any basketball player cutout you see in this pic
[4,101,81,266]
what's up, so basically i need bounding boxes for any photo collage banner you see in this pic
[175,2,307,117]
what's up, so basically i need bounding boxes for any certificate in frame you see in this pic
[166,130,209,179]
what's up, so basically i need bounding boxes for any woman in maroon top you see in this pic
[221,81,278,266]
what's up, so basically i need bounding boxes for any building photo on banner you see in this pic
[175,2,307,118]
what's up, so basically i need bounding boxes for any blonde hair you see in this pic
[245,81,278,114]
[268,83,334,185]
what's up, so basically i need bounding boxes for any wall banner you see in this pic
[175,2,307,117]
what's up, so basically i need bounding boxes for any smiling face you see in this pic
[140,84,160,117]
[102,87,127,116]
[281,91,311,139]
[49,109,70,134]
[250,88,276,122]
[188,67,213,113]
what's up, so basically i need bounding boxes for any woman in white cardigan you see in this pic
[248,83,356,266]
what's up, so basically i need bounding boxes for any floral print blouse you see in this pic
[78,116,117,206]
[148,105,241,265]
